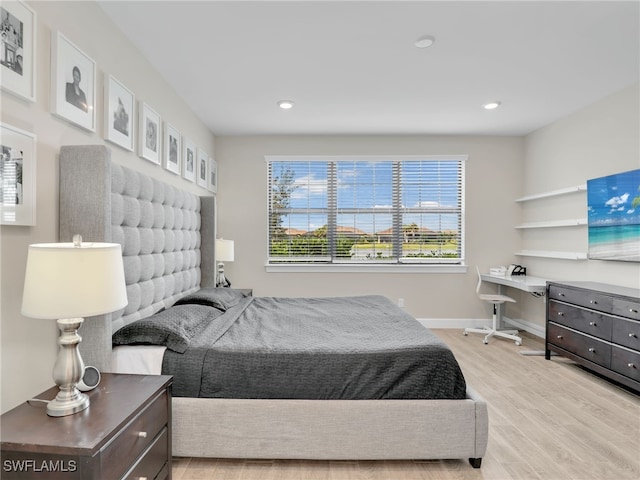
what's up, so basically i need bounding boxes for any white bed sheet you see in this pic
[111,345,166,375]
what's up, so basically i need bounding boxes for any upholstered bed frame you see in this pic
[59,145,488,466]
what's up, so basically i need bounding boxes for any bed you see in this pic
[58,145,488,467]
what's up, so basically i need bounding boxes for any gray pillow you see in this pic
[173,287,248,311]
[112,304,222,353]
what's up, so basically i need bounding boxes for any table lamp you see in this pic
[215,238,234,287]
[21,235,127,417]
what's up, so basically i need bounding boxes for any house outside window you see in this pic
[266,155,466,268]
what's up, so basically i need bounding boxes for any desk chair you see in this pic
[463,267,522,345]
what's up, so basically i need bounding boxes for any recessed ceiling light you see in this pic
[278,100,295,110]
[483,101,501,110]
[414,35,435,49]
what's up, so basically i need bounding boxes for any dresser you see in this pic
[546,281,640,392]
[1,373,172,479]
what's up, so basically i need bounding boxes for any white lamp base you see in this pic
[47,318,90,417]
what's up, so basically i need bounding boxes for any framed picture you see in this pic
[0,0,36,102]
[104,74,134,151]
[0,123,36,225]
[138,102,161,164]
[51,31,96,132]
[208,157,218,193]
[182,137,196,182]
[164,122,181,175]
[197,148,209,188]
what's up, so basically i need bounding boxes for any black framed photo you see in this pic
[164,122,181,175]
[104,74,134,151]
[51,30,96,132]
[0,0,36,102]
[139,101,161,164]
[0,122,36,225]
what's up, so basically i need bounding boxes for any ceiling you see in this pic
[98,1,639,137]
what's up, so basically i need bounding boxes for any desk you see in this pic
[480,273,547,328]
[480,274,547,295]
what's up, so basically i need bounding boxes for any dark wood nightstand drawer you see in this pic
[100,390,168,479]
[613,298,640,321]
[548,300,612,341]
[611,346,640,382]
[548,285,613,313]
[123,427,169,480]
[548,323,612,369]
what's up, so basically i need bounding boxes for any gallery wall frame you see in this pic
[51,30,96,132]
[182,137,196,183]
[0,0,36,102]
[0,122,36,226]
[104,74,135,151]
[197,148,209,188]
[209,157,218,193]
[164,122,181,175]
[138,101,161,164]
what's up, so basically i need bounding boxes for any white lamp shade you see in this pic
[215,239,234,262]
[21,242,128,319]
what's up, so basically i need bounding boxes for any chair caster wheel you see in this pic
[463,331,468,336]
[482,339,488,344]
[515,341,521,346]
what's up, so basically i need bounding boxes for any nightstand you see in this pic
[1,373,172,479]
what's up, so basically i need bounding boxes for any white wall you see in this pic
[0,1,215,413]
[215,134,525,319]
[517,83,640,327]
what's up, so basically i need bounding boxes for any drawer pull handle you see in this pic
[137,431,147,438]
[631,308,638,314]
[558,293,565,297]
[630,333,637,338]
[556,335,563,340]
[557,312,564,317]
[628,363,636,369]
[589,321,596,326]
[588,347,596,353]
[590,300,597,305]
[137,477,148,480]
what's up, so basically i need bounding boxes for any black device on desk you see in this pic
[507,264,526,276]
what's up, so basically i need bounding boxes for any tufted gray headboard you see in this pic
[59,145,216,371]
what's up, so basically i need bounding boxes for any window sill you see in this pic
[265,264,468,274]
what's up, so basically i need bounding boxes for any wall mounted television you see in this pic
[586,168,640,262]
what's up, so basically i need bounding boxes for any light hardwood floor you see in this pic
[172,329,640,480]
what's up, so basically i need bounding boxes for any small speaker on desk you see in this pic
[77,366,101,392]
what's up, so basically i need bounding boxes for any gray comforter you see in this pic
[162,294,467,400]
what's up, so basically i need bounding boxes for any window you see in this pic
[266,155,465,266]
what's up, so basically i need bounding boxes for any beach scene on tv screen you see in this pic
[587,169,640,262]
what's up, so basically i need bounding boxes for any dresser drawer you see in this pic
[548,323,612,369]
[548,285,613,313]
[613,298,640,321]
[100,391,168,479]
[123,427,169,480]
[548,300,612,341]
[611,317,640,351]
[611,346,640,382]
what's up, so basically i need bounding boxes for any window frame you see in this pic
[265,155,466,272]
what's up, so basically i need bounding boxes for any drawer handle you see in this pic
[590,300,597,305]
[137,431,147,438]
[556,335,563,340]
[558,293,565,297]
[557,312,564,317]
[630,333,637,338]
[136,477,148,480]
[589,321,596,326]
[588,347,596,353]
[631,308,638,314]
[629,363,636,369]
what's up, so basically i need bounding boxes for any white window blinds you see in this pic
[267,155,465,265]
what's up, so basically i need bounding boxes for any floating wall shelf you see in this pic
[514,250,588,260]
[515,219,587,229]
[515,185,586,203]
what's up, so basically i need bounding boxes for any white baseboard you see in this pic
[417,317,545,339]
